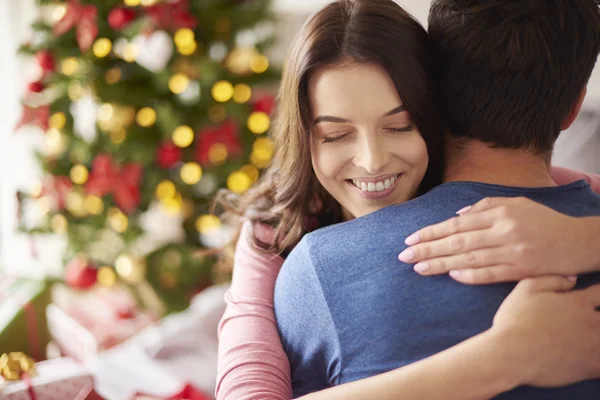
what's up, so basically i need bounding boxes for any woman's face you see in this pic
[308,62,429,220]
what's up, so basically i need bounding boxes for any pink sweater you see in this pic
[215,167,600,400]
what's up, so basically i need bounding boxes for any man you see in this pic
[274,0,600,398]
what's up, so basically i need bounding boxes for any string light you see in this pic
[108,207,129,232]
[110,128,126,144]
[155,180,176,200]
[93,38,112,58]
[105,68,122,85]
[172,125,194,148]
[161,192,183,214]
[97,103,114,122]
[208,143,228,165]
[250,54,269,74]
[136,107,156,127]
[208,106,227,123]
[247,111,270,134]
[52,4,67,22]
[70,164,89,185]
[227,171,251,194]
[180,162,203,185]
[123,43,138,63]
[67,81,83,100]
[97,266,117,287]
[168,73,190,94]
[174,28,195,48]
[211,80,234,102]
[49,112,66,130]
[177,42,197,56]
[124,0,141,6]
[233,84,252,103]
[195,214,221,234]
[240,164,259,183]
[46,128,67,157]
[66,191,86,218]
[50,214,68,234]
[84,195,104,215]
[61,57,79,76]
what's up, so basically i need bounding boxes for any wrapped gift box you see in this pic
[0,276,52,361]
[47,285,156,363]
[0,354,94,400]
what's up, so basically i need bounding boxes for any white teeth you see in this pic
[351,175,399,192]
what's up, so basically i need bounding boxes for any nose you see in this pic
[354,133,389,174]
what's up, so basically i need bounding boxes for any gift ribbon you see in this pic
[0,353,38,400]
[24,302,42,361]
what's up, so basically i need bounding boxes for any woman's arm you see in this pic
[216,221,292,400]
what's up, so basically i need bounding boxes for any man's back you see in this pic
[274,181,600,398]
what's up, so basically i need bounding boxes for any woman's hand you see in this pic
[489,276,600,387]
[398,197,600,284]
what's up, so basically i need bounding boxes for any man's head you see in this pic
[428,0,600,155]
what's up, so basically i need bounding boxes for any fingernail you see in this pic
[449,270,461,278]
[414,262,430,273]
[398,248,415,262]
[405,233,421,246]
[567,275,577,282]
[456,205,472,215]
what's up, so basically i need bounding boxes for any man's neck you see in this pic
[444,136,556,188]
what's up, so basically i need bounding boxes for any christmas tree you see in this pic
[15,0,279,314]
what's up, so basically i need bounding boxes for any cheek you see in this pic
[396,132,429,170]
[311,142,348,182]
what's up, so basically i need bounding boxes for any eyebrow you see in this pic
[313,105,406,124]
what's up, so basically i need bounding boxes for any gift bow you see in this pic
[53,0,98,52]
[85,154,142,214]
[0,352,36,381]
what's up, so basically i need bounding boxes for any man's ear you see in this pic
[561,87,587,131]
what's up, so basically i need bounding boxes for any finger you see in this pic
[514,275,578,293]
[413,247,510,275]
[448,266,563,285]
[401,230,499,263]
[405,214,493,245]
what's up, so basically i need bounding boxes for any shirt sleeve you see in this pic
[274,236,342,398]
[551,166,600,194]
[215,221,292,400]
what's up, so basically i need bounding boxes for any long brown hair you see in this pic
[215,0,444,258]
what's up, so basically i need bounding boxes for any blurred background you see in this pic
[0,0,598,398]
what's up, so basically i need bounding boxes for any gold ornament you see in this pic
[66,191,86,218]
[250,54,269,74]
[67,81,83,100]
[124,0,141,5]
[208,106,227,123]
[160,192,183,214]
[174,28,195,48]
[208,143,228,165]
[108,207,129,232]
[172,125,194,148]
[155,180,176,200]
[49,112,66,130]
[0,352,36,381]
[180,162,202,185]
[240,164,259,183]
[115,253,147,284]
[233,84,252,104]
[136,107,156,127]
[211,80,234,102]
[50,214,68,234]
[61,57,80,76]
[177,42,197,56]
[227,171,252,194]
[84,195,104,215]
[105,68,122,85]
[70,164,89,185]
[247,111,270,134]
[93,38,112,58]
[97,266,117,287]
[168,73,190,94]
[46,128,67,157]
[195,214,221,234]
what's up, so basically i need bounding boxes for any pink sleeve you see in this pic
[215,220,292,400]
[551,166,600,194]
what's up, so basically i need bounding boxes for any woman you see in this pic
[216,0,600,399]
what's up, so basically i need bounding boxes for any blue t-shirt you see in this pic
[274,181,600,398]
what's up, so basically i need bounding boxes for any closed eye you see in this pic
[321,133,351,144]
[385,125,414,134]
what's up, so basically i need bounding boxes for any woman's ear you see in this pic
[560,87,587,131]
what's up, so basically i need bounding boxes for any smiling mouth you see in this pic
[346,174,401,193]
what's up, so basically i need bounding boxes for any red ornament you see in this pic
[15,104,50,132]
[65,256,98,290]
[195,120,242,165]
[85,154,143,214]
[28,81,45,93]
[144,0,197,32]
[53,0,98,52]
[156,141,182,169]
[35,50,55,72]
[253,95,276,115]
[108,7,136,30]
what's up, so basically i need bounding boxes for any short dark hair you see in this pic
[428,0,600,153]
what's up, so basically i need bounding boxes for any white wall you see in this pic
[273,0,600,110]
